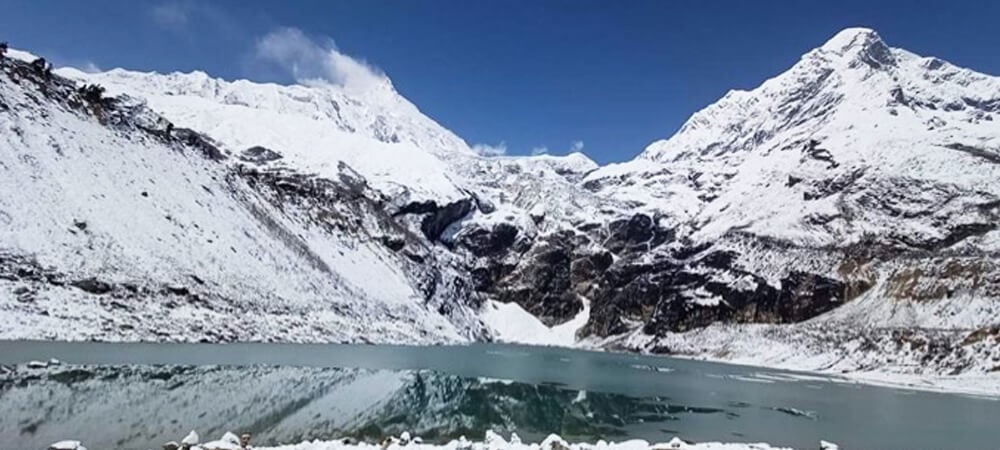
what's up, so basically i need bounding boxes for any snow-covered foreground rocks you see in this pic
[139,431,796,450]
[47,440,87,450]
[260,435,792,450]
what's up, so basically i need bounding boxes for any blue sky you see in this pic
[2,0,999,163]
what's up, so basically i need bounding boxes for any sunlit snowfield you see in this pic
[1,342,998,449]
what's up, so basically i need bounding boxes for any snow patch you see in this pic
[482,299,590,347]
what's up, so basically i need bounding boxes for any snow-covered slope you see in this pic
[58,67,473,203]
[62,66,616,233]
[0,52,483,343]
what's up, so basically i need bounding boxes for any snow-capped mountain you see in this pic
[587,28,1000,246]
[0,49,485,343]
[2,28,999,383]
[577,28,1000,380]
[580,28,1000,330]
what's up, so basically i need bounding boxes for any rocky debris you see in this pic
[173,128,227,161]
[883,257,1000,302]
[0,251,63,284]
[801,168,865,200]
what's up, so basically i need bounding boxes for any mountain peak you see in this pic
[820,28,882,52]
[817,27,895,69]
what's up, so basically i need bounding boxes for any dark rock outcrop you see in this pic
[239,146,283,164]
[574,241,848,337]
[457,223,518,257]
[604,214,674,254]
[419,199,474,242]
[70,277,113,295]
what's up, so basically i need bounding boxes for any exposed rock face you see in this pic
[420,199,474,242]
[603,214,674,254]
[495,237,580,326]
[457,223,518,257]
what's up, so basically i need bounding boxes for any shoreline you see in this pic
[1,335,997,399]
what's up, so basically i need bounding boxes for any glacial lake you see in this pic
[0,341,998,450]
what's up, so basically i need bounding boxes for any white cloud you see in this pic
[472,142,507,157]
[530,141,582,156]
[254,27,387,93]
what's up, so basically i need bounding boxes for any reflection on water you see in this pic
[0,364,731,449]
[2,341,1000,450]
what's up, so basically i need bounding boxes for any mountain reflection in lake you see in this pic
[0,365,724,449]
[3,342,1000,450]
